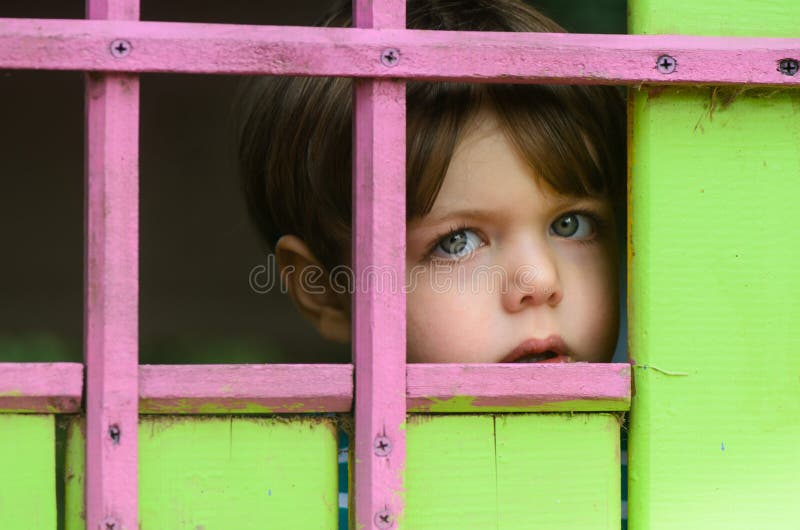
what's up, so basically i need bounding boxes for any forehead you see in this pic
[423,111,615,229]
[433,114,550,209]
[406,83,624,222]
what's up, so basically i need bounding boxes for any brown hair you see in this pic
[237,0,626,273]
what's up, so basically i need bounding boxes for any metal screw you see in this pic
[103,518,117,530]
[381,48,400,67]
[656,55,677,74]
[374,510,394,529]
[110,39,132,58]
[108,424,121,444]
[778,58,799,76]
[374,435,392,457]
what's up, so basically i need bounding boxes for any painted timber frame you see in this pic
[0,0,799,528]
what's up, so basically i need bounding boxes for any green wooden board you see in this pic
[0,414,56,530]
[405,414,621,529]
[65,416,339,530]
[629,1,800,528]
[630,0,800,37]
[65,416,85,530]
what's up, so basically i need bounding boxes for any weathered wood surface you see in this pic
[65,415,339,530]
[406,413,621,529]
[0,18,798,85]
[407,363,631,412]
[0,415,56,529]
[352,1,408,528]
[140,363,628,413]
[83,1,140,528]
[0,362,83,412]
[628,0,800,527]
[138,364,353,413]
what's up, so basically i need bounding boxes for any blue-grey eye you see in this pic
[434,229,482,259]
[551,213,594,239]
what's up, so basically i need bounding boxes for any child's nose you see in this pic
[502,246,563,312]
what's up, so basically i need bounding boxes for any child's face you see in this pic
[406,112,619,364]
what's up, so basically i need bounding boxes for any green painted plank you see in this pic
[64,416,339,530]
[630,0,800,37]
[405,415,498,530]
[0,414,56,530]
[65,416,85,530]
[629,2,800,528]
[496,414,620,528]
[406,414,621,529]
[140,416,339,530]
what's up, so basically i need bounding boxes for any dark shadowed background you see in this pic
[0,1,626,364]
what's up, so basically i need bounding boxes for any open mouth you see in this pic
[513,350,568,363]
[502,336,571,363]
[514,350,556,363]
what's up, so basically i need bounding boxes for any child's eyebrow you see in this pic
[415,197,610,229]
[412,208,499,228]
[544,194,614,215]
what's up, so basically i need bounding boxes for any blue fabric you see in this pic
[338,429,349,530]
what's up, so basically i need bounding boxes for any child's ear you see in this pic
[274,235,350,344]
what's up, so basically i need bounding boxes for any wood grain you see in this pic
[0,18,798,85]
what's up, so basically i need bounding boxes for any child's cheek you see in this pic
[572,266,619,362]
[406,265,492,364]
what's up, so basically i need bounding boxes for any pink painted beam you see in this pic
[83,1,139,530]
[407,363,631,412]
[1,18,800,85]
[138,364,353,413]
[0,363,83,413]
[0,361,629,414]
[352,1,407,529]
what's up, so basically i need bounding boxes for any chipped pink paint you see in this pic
[138,364,353,413]
[136,363,630,413]
[0,363,83,413]
[84,1,139,529]
[1,18,799,85]
[352,1,406,529]
[406,363,631,412]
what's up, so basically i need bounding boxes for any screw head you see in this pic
[108,424,121,444]
[778,58,799,76]
[656,54,677,74]
[373,435,392,456]
[110,39,132,58]
[374,510,394,529]
[381,48,400,67]
[103,518,117,530]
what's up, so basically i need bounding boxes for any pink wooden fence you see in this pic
[1,0,798,528]
[3,19,800,85]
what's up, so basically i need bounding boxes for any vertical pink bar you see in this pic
[353,0,406,28]
[353,1,406,529]
[84,1,139,529]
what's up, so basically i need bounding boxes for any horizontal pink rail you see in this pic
[0,363,629,414]
[139,364,353,413]
[0,362,83,413]
[407,363,631,412]
[138,363,628,413]
[1,18,799,85]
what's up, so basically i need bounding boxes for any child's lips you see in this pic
[501,335,571,363]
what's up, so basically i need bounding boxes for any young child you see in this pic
[238,1,626,527]
[237,0,626,365]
